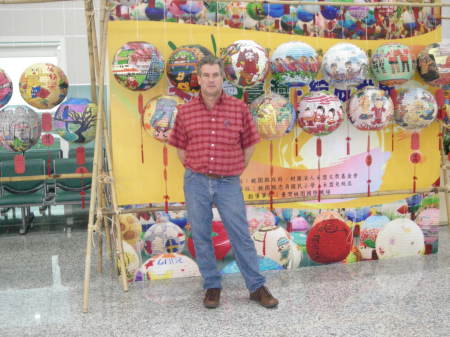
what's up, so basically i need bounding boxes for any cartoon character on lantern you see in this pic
[143,95,182,142]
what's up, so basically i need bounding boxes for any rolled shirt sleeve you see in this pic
[168,106,187,150]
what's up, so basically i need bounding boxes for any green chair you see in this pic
[52,158,92,205]
[0,159,47,234]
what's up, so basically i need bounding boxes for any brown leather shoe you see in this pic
[249,286,279,308]
[203,288,221,309]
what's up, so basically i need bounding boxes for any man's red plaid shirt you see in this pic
[168,92,260,176]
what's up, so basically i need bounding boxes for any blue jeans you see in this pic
[184,169,265,292]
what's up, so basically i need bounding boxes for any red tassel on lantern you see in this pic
[76,146,86,166]
[76,166,89,208]
[41,112,54,175]
[14,154,25,174]
[435,89,445,120]
[138,94,145,163]
[389,89,398,152]
[162,144,170,213]
[316,138,322,202]
[269,140,274,211]
[365,134,372,196]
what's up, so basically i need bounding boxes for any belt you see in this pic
[204,173,229,179]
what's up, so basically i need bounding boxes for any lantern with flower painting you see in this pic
[0,68,13,109]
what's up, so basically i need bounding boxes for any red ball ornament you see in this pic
[187,221,231,260]
[410,152,421,164]
[306,217,352,264]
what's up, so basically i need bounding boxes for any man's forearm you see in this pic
[176,149,186,165]
[244,145,255,168]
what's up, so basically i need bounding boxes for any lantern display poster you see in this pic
[109,21,441,208]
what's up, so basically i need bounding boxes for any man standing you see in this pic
[168,55,278,309]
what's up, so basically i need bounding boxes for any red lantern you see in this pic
[187,221,231,260]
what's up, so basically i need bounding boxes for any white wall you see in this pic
[0,0,101,85]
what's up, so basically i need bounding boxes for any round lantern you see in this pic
[359,215,390,260]
[221,256,283,274]
[313,210,344,226]
[252,225,296,268]
[166,45,212,93]
[247,206,276,234]
[53,98,97,144]
[417,42,450,87]
[375,218,425,259]
[141,253,200,280]
[119,241,140,281]
[322,43,369,89]
[416,208,440,228]
[306,216,353,264]
[143,221,185,256]
[348,87,394,131]
[179,0,204,15]
[0,105,42,152]
[112,41,164,91]
[298,91,344,136]
[0,68,13,109]
[271,42,320,87]
[187,221,231,260]
[19,63,68,109]
[348,0,369,20]
[119,213,142,247]
[296,7,314,22]
[143,95,182,142]
[370,43,416,86]
[394,88,437,130]
[145,0,167,21]
[246,2,266,21]
[249,93,295,140]
[221,40,269,89]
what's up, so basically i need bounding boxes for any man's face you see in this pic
[198,64,223,98]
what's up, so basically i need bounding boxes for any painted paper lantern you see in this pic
[298,91,344,136]
[166,45,212,93]
[53,98,97,144]
[143,95,182,142]
[296,7,314,22]
[112,41,164,91]
[246,2,267,21]
[370,43,416,86]
[416,208,440,228]
[166,0,185,17]
[252,225,298,268]
[375,218,425,259]
[345,207,371,223]
[0,105,41,152]
[141,253,200,280]
[143,221,185,256]
[119,241,140,281]
[394,88,437,130]
[249,93,295,140]
[187,221,231,260]
[168,207,188,229]
[313,210,344,226]
[204,1,227,24]
[221,40,269,89]
[19,63,68,109]
[119,214,142,247]
[271,41,320,87]
[348,0,369,20]
[262,3,284,18]
[145,0,167,21]
[0,68,13,109]
[348,87,394,131]
[417,42,450,87]
[322,43,369,89]
[179,0,204,15]
[291,216,309,231]
[246,206,276,234]
[320,6,340,20]
[359,215,390,260]
[306,216,352,264]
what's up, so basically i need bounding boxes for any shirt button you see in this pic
[211,144,215,147]
[210,157,214,161]
[212,118,215,122]
[211,130,215,134]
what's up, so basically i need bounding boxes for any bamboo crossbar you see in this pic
[0,172,92,183]
[1,0,449,8]
[98,186,444,215]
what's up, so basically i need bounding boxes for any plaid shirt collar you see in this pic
[198,90,226,108]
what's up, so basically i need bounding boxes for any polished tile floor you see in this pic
[0,220,449,337]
